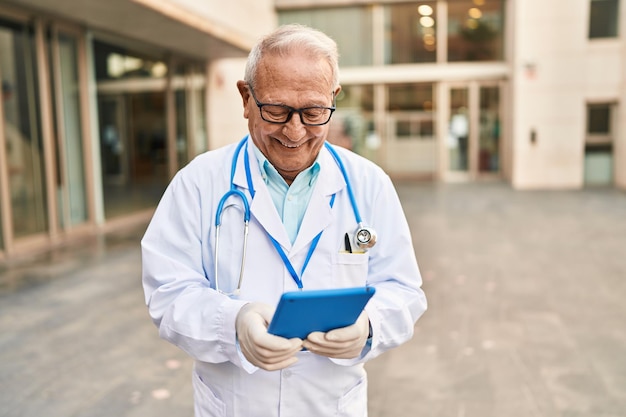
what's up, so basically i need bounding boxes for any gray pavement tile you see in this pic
[1,182,625,417]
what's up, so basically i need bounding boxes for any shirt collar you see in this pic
[250,140,321,189]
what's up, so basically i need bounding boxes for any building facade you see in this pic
[271,0,626,189]
[1,0,624,261]
[0,0,274,261]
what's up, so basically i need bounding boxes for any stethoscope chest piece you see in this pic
[354,224,377,249]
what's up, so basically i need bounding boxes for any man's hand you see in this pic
[235,302,303,371]
[302,310,370,359]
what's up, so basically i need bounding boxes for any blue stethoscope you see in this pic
[214,136,377,296]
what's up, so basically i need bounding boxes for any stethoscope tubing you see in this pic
[214,138,252,295]
[214,192,249,296]
[323,142,364,228]
[214,136,375,295]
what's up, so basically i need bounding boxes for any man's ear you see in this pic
[236,80,250,119]
[334,85,342,99]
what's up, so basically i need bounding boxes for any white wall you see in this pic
[191,0,277,150]
[170,0,277,48]
[510,0,625,189]
[207,58,249,150]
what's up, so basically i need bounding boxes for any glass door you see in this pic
[478,86,501,173]
[448,87,470,173]
[173,63,208,168]
[49,28,89,229]
[0,18,48,239]
[98,94,127,186]
[445,82,501,178]
[94,40,174,219]
[1,19,93,254]
[98,91,168,219]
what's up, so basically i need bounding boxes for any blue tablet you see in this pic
[267,286,376,339]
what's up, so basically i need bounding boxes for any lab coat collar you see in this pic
[292,145,344,254]
[231,138,346,253]
[231,138,291,249]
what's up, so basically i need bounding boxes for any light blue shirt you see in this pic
[251,143,320,244]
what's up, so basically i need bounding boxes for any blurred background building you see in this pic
[0,0,624,261]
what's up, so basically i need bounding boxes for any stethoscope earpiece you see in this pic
[354,224,377,250]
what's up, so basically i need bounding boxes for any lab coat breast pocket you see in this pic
[332,251,369,287]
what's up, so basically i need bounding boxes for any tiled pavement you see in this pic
[1,182,625,417]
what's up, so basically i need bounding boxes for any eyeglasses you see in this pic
[247,84,336,126]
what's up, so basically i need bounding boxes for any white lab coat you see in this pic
[142,137,427,417]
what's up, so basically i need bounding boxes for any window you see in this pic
[279,7,373,67]
[384,2,437,64]
[584,103,615,185]
[394,119,434,139]
[333,85,375,157]
[447,0,505,62]
[587,104,611,134]
[387,83,434,112]
[586,103,614,148]
[281,1,506,66]
[589,0,619,38]
[387,84,435,140]
[93,40,167,80]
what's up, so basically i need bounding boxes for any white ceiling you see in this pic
[4,0,249,60]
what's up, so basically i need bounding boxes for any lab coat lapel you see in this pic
[292,146,345,254]
[232,142,291,249]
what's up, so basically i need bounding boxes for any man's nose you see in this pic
[281,112,307,140]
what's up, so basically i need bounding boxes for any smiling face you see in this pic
[237,50,340,184]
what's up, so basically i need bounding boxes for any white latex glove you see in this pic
[302,310,370,359]
[235,302,303,371]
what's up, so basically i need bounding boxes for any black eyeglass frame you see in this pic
[247,84,336,126]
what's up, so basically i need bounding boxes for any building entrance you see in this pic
[98,91,169,219]
[0,14,97,261]
[444,82,502,180]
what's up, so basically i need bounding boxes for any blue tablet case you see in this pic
[267,286,376,339]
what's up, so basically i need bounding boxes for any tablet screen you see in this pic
[267,286,375,339]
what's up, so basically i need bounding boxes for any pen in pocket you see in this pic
[344,233,352,253]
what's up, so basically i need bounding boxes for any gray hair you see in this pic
[244,24,339,89]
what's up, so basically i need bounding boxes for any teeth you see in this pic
[279,140,300,148]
